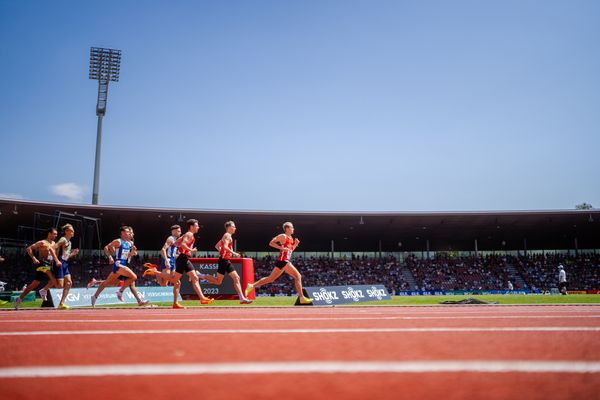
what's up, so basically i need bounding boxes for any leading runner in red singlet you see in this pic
[245,222,313,304]
[201,221,252,304]
[171,219,214,308]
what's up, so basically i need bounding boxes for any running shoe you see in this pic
[39,288,48,301]
[200,298,215,305]
[90,295,97,307]
[173,302,185,309]
[299,296,314,305]
[138,299,150,307]
[240,298,253,305]
[143,262,158,270]
[58,304,71,310]
[14,297,22,310]
[244,283,254,297]
[143,267,157,276]
[116,290,124,302]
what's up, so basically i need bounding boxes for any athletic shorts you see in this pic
[34,262,53,282]
[175,254,195,274]
[217,258,235,275]
[275,260,289,269]
[160,258,175,271]
[54,260,71,279]
[112,261,128,274]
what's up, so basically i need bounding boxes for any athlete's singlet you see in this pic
[178,235,195,257]
[115,239,132,266]
[278,236,295,262]
[219,238,233,260]
[58,238,72,261]
[165,236,179,259]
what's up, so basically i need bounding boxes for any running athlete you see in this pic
[144,225,181,286]
[38,224,79,309]
[91,226,149,307]
[201,221,252,304]
[15,228,61,310]
[171,219,214,308]
[245,222,313,304]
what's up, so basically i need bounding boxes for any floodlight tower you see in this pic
[88,47,122,205]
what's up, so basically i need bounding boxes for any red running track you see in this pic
[0,305,599,399]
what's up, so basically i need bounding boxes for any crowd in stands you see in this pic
[0,249,598,295]
[0,253,35,291]
[406,254,514,292]
[511,253,600,291]
[402,254,598,292]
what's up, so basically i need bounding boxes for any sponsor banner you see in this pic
[396,290,445,296]
[48,286,181,308]
[478,290,530,295]
[396,290,531,296]
[567,290,587,295]
[304,285,391,306]
[587,290,600,294]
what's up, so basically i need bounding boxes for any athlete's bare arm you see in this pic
[103,239,121,264]
[173,233,189,248]
[161,237,174,260]
[175,232,196,253]
[54,237,78,260]
[269,234,289,251]
[219,233,240,257]
[47,244,61,266]
[26,241,45,264]
[173,235,183,247]
[53,237,67,252]
[161,237,175,268]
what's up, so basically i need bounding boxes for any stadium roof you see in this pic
[1,198,599,252]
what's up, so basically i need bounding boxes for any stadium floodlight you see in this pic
[88,47,122,205]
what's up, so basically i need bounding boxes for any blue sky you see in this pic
[0,0,598,211]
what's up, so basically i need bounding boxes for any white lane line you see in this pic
[0,360,599,378]
[5,310,600,319]
[6,308,600,316]
[1,327,599,336]
[0,316,398,323]
[2,315,600,323]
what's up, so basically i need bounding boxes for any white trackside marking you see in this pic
[0,360,599,378]
[1,326,600,336]
[2,315,600,323]
[0,317,407,323]
[4,309,600,319]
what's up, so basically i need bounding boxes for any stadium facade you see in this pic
[1,199,599,256]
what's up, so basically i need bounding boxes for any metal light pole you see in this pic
[88,47,122,205]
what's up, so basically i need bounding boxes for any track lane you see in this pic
[1,305,598,398]
[1,372,598,400]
